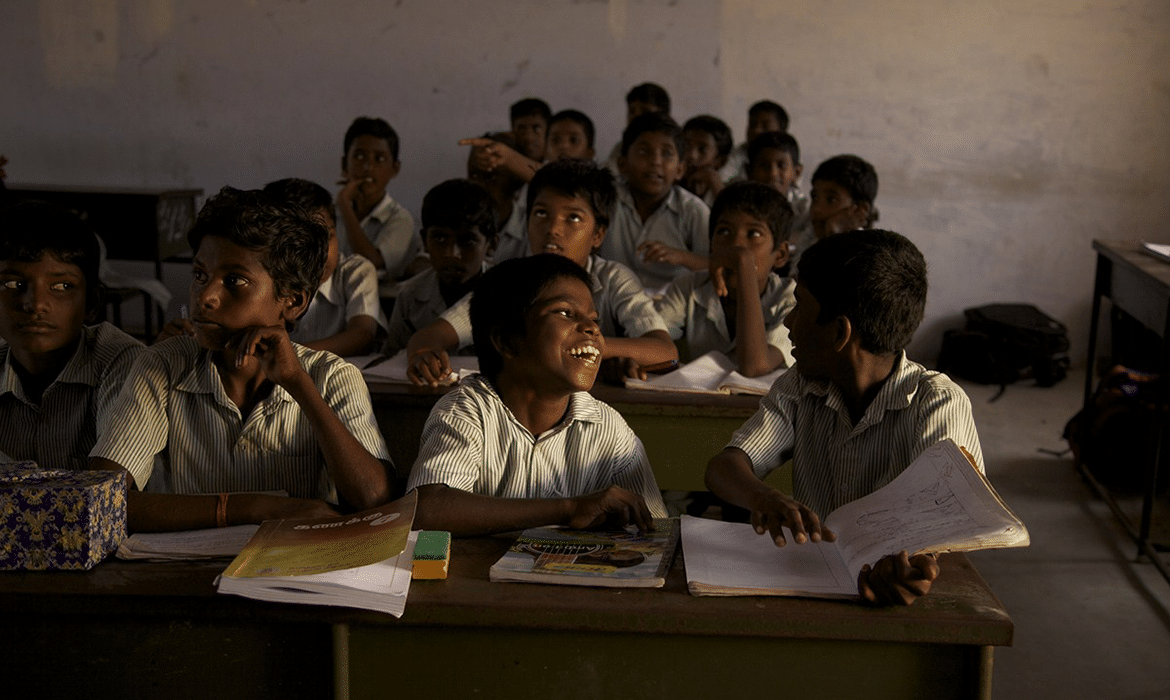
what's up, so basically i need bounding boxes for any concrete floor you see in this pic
[959,367,1170,700]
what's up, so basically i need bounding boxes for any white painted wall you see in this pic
[4,0,1168,364]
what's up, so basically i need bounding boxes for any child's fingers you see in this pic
[458,137,495,147]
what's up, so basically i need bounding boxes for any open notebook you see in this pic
[625,351,785,396]
[349,350,480,385]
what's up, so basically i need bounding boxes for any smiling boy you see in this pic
[91,187,392,532]
[384,179,498,354]
[655,182,796,376]
[408,254,667,536]
[0,201,143,468]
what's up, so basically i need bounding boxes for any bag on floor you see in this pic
[939,303,1070,389]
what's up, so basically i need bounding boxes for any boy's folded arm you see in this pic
[601,330,677,368]
[405,319,459,386]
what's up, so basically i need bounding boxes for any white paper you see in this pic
[117,525,260,560]
[625,351,785,396]
[358,350,479,385]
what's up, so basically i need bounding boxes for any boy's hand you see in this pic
[858,551,939,606]
[407,348,454,387]
[568,485,654,532]
[236,493,339,523]
[748,488,836,547]
[336,176,370,209]
[684,166,723,200]
[710,245,759,298]
[231,324,306,387]
[154,318,195,344]
[637,240,688,266]
[459,137,508,173]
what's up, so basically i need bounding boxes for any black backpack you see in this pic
[938,304,1071,394]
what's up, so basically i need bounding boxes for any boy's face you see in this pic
[507,275,604,394]
[0,253,87,370]
[619,132,684,201]
[748,148,802,194]
[527,190,605,268]
[710,210,785,291]
[342,134,400,200]
[810,180,869,239]
[747,111,784,142]
[189,236,303,352]
[783,282,837,378]
[313,207,340,284]
[683,129,725,173]
[512,115,548,162]
[424,225,494,288]
[547,120,594,161]
[626,100,662,124]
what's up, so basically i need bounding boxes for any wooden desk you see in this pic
[0,540,1012,700]
[1082,240,1170,583]
[365,378,761,491]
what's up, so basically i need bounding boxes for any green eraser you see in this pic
[414,531,451,561]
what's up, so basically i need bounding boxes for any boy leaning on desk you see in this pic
[705,229,985,606]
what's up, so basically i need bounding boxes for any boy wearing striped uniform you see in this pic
[705,230,983,606]
[92,188,392,532]
[409,255,667,536]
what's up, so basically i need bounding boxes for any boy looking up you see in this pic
[600,112,710,289]
[263,178,385,357]
[745,131,812,269]
[0,201,143,469]
[384,179,498,354]
[681,115,734,207]
[704,230,983,606]
[810,154,879,239]
[654,182,795,376]
[408,254,667,536]
[336,117,426,312]
[722,100,791,182]
[406,159,676,386]
[91,188,392,532]
[510,97,552,163]
[547,109,596,162]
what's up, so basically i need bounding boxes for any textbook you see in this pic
[355,350,480,386]
[681,440,1029,599]
[489,519,680,588]
[217,492,418,617]
[624,351,785,396]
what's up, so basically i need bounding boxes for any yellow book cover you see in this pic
[222,491,416,578]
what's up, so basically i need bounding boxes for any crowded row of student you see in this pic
[0,86,979,606]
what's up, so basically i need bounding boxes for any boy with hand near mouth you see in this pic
[384,179,498,354]
[91,188,393,533]
[406,159,676,386]
[681,114,734,207]
[654,182,796,377]
[809,154,879,240]
[408,254,667,537]
[0,201,143,469]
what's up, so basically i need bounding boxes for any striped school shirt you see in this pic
[290,253,387,345]
[0,322,143,470]
[727,352,984,517]
[407,374,668,518]
[90,336,391,502]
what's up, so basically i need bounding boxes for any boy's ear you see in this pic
[281,290,312,323]
[389,159,402,179]
[340,155,348,175]
[853,201,872,228]
[616,155,628,176]
[793,163,803,182]
[832,316,852,353]
[485,234,499,257]
[770,240,791,270]
[592,223,607,250]
[490,327,519,360]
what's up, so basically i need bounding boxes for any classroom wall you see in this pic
[3,0,1168,363]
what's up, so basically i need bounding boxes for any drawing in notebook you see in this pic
[624,351,785,396]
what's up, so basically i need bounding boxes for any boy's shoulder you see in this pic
[670,183,711,215]
[369,192,414,225]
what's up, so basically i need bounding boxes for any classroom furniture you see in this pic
[365,378,760,491]
[1080,239,1170,584]
[0,540,1013,700]
[5,183,201,336]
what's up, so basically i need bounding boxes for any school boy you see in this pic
[704,230,984,606]
[463,131,531,265]
[654,182,796,376]
[681,114,734,207]
[406,158,677,386]
[722,99,791,183]
[263,178,385,357]
[0,201,143,469]
[745,131,813,269]
[336,116,426,310]
[384,179,498,354]
[546,109,596,162]
[810,154,879,240]
[510,97,552,163]
[599,112,711,290]
[604,82,672,176]
[408,254,668,536]
[91,188,392,533]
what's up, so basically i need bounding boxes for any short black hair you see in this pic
[343,116,400,162]
[747,131,801,168]
[187,187,327,329]
[626,82,671,114]
[621,112,685,158]
[748,100,790,132]
[510,98,553,125]
[262,178,336,225]
[550,109,596,149]
[470,254,593,381]
[709,181,795,249]
[0,200,102,314]
[811,154,878,207]
[796,229,927,355]
[683,115,734,159]
[421,179,500,242]
[527,159,616,230]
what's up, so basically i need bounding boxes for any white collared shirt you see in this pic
[598,182,711,289]
[291,253,386,345]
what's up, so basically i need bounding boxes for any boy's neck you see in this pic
[352,189,387,220]
[832,349,898,424]
[10,337,79,404]
[492,374,572,437]
[212,352,274,417]
[628,185,671,223]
